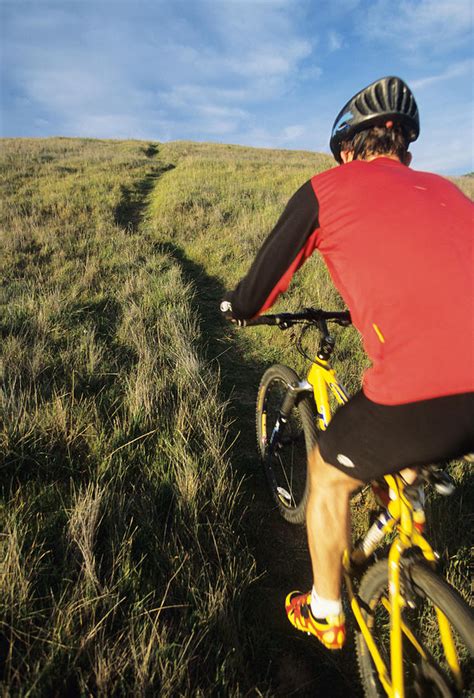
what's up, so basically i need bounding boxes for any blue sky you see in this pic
[1,0,473,174]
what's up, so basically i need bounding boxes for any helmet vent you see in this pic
[364,91,378,112]
[354,95,370,115]
[393,80,405,111]
[374,82,386,109]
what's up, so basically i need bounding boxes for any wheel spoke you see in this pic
[356,560,473,697]
[256,365,317,524]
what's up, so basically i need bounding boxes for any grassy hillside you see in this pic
[1,137,472,696]
[0,139,258,695]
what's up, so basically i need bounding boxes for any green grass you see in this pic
[1,137,472,696]
[0,138,257,695]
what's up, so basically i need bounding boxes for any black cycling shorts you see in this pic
[318,390,474,482]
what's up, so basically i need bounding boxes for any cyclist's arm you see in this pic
[222,181,320,320]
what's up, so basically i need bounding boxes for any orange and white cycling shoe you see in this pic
[285,590,346,650]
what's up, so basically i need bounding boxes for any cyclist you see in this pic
[220,76,474,650]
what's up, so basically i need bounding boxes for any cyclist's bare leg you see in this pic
[306,446,362,600]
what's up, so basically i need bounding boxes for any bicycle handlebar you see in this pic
[242,308,351,329]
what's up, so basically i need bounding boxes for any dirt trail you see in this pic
[204,308,362,697]
[151,250,361,695]
[140,147,363,696]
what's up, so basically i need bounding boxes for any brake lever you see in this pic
[332,316,351,327]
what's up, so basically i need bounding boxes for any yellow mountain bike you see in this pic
[244,307,474,698]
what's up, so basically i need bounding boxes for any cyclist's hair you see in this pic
[340,124,410,162]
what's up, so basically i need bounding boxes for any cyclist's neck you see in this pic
[364,154,401,163]
[340,151,412,167]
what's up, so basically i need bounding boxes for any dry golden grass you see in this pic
[1,136,471,695]
[0,138,258,695]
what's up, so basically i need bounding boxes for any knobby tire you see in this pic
[356,558,474,697]
[256,364,318,524]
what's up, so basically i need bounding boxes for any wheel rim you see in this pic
[260,376,308,511]
[365,585,471,697]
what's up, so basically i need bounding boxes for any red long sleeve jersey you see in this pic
[228,157,474,405]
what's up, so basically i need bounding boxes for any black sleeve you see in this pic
[225,180,320,319]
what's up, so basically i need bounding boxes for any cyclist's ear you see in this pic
[340,150,354,164]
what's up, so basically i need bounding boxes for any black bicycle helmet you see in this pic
[329,76,420,163]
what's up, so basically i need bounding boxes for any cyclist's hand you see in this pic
[220,300,247,327]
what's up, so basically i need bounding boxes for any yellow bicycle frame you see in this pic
[306,357,348,431]
[305,357,464,698]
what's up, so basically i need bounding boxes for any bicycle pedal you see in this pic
[434,480,455,496]
[432,471,455,496]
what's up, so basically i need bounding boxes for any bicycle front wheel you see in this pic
[256,364,318,524]
[356,558,474,697]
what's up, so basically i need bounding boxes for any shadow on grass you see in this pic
[156,240,363,697]
[114,160,175,231]
[1,153,174,493]
[142,143,159,158]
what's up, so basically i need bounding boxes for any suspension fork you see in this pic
[268,380,313,451]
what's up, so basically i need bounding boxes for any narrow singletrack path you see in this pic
[138,152,361,695]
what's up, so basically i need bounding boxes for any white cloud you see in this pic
[328,30,343,52]
[226,42,312,79]
[70,114,156,140]
[161,85,252,109]
[156,85,251,138]
[3,0,317,142]
[413,137,473,175]
[241,123,310,149]
[195,104,250,135]
[198,104,248,119]
[197,1,317,91]
[281,125,306,141]
[34,118,50,128]
[363,0,473,52]
[411,59,473,89]
[23,69,108,111]
[410,88,474,174]
[298,63,324,82]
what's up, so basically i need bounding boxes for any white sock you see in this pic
[310,587,342,618]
